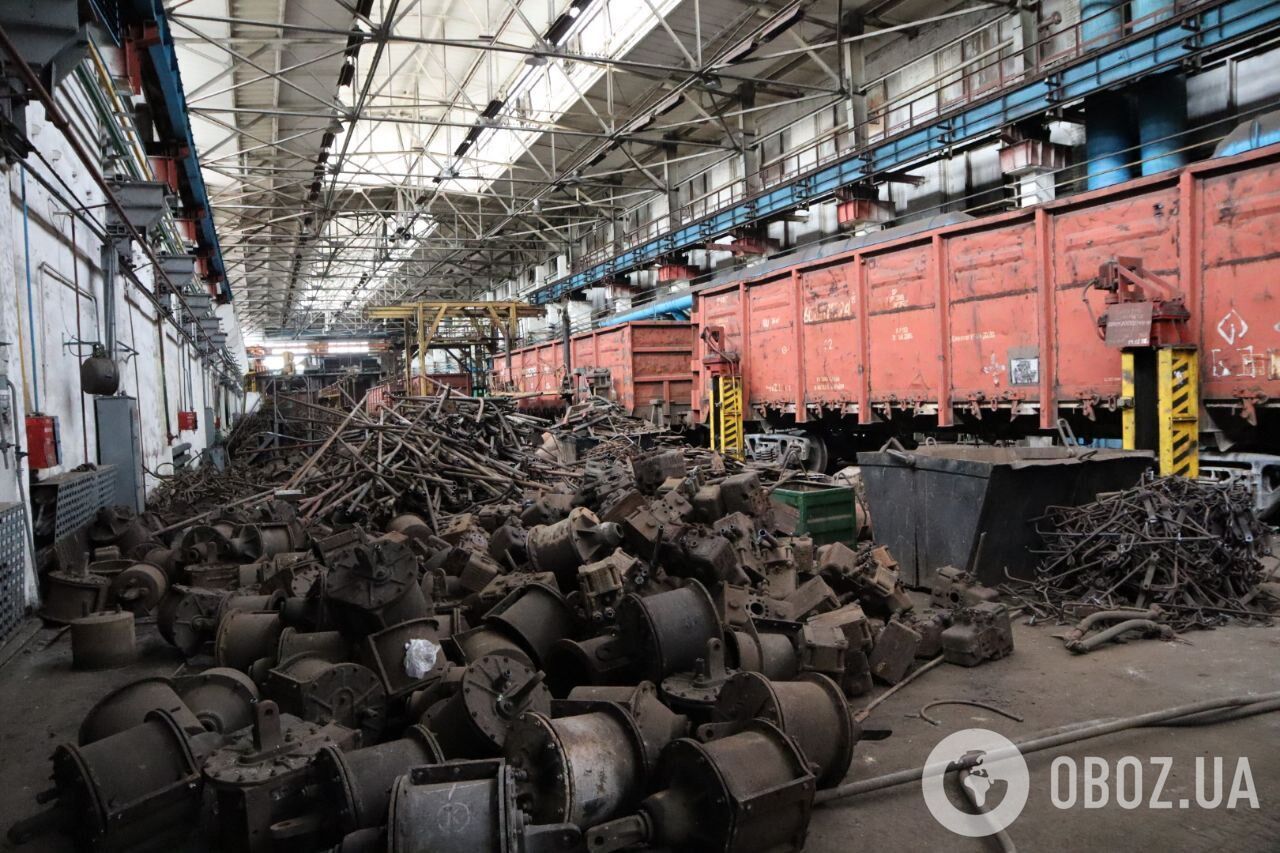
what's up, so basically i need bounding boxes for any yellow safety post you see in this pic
[1157,346,1199,478]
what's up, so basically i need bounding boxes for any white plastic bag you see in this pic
[403,637,441,679]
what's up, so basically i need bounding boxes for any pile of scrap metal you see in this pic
[13,440,1014,853]
[1008,473,1275,651]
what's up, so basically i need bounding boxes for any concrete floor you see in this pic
[0,608,1277,853]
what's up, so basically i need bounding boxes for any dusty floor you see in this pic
[0,605,1277,853]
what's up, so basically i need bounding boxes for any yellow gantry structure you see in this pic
[367,301,544,382]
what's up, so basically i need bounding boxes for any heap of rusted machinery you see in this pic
[11,448,1013,853]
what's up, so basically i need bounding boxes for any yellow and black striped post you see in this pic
[710,375,744,459]
[1120,351,1136,452]
[1157,346,1198,478]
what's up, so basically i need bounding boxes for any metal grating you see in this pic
[52,470,102,542]
[95,466,118,510]
[0,502,28,645]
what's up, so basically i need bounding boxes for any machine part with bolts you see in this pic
[186,562,242,590]
[174,667,260,734]
[483,582,575,667]
[577,549,641,624]
[471,571,559,617]
[527,507,624,588]
[719,471,773,521]
[38,570,109,624]
[157,585,226,656]
[362,616,451,698]
[564,681,689,767]
[8,710,212,852]
[504,703,647,827]
[519,493,575,527]
[386,759,582,853]
[174,524,234,563]
[215,609,284,671]
[487,523,529,565]
[700,672,856,789]
[773,577,840,622]
[660,637,731,715]
[808,602,876,652]
[903,609,952,658]
[798,622,849,681]
[931,565,1001,609]
[457,553,503,594]
[716,583,770,628]
[219,591,287,619]
[325,537,430,635]
[71,611,136,670]
[544,632,634,696]
[942,602,1015,666]
[313,725,446,834]
[78,677,204,745]
[279,627,351,665]
[617,580,722,682]
[423,653,551,758]
[202,701,358,853]
[631,449,687,494]
[586,720,815,853]
[264,652,387,738]
[868,620,923,685]
[108,563,169,614]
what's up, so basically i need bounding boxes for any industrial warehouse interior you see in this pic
[1,0,1279,850]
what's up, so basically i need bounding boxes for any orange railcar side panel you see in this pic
[494,322,694,417]
[691,145,1280,426]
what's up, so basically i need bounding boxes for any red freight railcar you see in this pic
[492,321,695,424]
[692,144,1280,445]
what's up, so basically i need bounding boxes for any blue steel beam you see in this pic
[121,0,233,302]
[532,0,1280,305]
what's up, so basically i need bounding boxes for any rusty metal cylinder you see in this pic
[71,611,136,670]
[705,671,856,788]
[588,721,814,853]
[277,627,350,664]
[617,580,722,681]
[39,571,109,624]
[505,705,645,827]
[725,629,799,680]
[108,563,169,614]
[78,677,204,745]
[41,710,205,852]
[483,582,574,667]
[265,652,387,737]
[175,668,260,734]
[315,725,446,833]
[215,610,284,671]
[544,633,633,696]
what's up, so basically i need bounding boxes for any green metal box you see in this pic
[771,483,859,546]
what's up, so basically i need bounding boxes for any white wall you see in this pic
[0,59,247,605]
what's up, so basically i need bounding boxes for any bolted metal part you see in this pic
[215,610,285,671]
[868,620,923,685]
[279,627,351,665]
[700,671,857,789]
[617,580,722,682]
[423,653,551,758]
[325,536,431,635]
[10,709,210,852]
[941,602,1014,666]
[186,561,242,590]
[387,759,582,853]
[504,704,647,827]
[314,724,446,834]
[264,652,387,739]
[107,562,169,614]
[660,637,731,715]
[38,570,109,624]
[157,585,226,656]
[527,507,624,589]
[173,667,260,734]
[446,623,534,666]
[71,611,136,670]
[202,701,359,853]
[78,677,204,745]
[587,720,815,853]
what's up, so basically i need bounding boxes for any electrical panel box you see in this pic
[25,415,61,469]
[95,396,144,512]
[177,410,198,431]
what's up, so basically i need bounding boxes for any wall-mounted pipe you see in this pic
[1135,73,1188,176]
[1081,0,1136,193]
[599,293,694,327]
